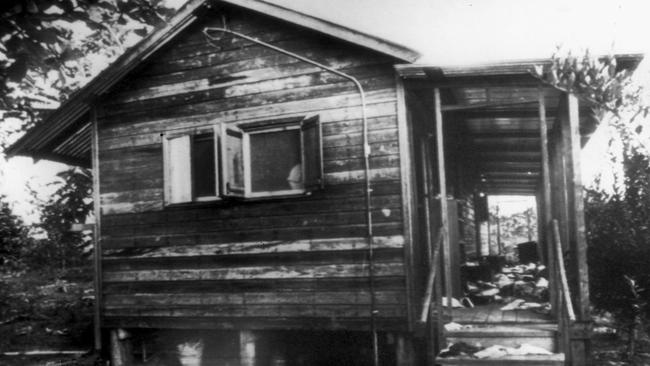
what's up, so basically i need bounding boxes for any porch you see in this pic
[397,56,641,366]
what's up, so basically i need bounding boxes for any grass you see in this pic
[0,266,94,353]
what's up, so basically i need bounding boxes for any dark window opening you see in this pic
[250,129,302,193]
[192,133,216,198]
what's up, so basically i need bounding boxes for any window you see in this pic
[221,115,322,198]
[163,116,322,204]
[163,128,219,204]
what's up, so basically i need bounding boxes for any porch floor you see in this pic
[452,304,553,324]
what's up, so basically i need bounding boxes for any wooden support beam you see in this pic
[434,88,453,313]
[91,106,102,353]
[396,333,415,366]
[483,171,541,178]
[109,329,133,366]
[564,94,591,366]
[240,330,257,366]
[539,90,556,316]
[456,109,558,120]
[554,93,592,366]
[441,98,538,112]
[481,161,540,171]
[480,153,542,163]
[396,73,416,331]
[566,94,590,320]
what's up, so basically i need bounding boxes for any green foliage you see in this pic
[25,167,93,271]
[586,152,650,320]
[535,49,648,121]
[0,0,176,148]
[541,49,650,354]
[0,194,31,270]
[539,49,650,354]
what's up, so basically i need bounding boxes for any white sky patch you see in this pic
[163,0,188,9]
[0,157,68,224]
[489,195,536,216]
[270,0,650,64]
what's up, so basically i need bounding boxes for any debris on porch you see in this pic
[438,341,554,358]
[461,260,550,314]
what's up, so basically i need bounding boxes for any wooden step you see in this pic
[436,353,565,366]
[445,325,557,352]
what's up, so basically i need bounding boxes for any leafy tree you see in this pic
[0,194,30,270]
[585,150,650,356]
[26,167,93,271]
[538,50,650,357]
[0,1,177,269]
[0,0,176,148]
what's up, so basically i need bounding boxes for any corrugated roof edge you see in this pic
[396,54,644,79]
[6,0,420,162]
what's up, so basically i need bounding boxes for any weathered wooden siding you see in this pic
[97,7,407,331]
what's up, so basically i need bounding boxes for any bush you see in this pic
[587,151,650,353]
[0,195,30,271]
[28,167,93,272]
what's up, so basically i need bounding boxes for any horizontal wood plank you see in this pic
[103,304,406,318]
[103,290,405,307]
[102,276,406,294]
[103,262,404,282]
[103,235,404,259]
[102,223,403,249]
[102,316,407,331]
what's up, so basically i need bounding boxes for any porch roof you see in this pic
[397,55,643,196]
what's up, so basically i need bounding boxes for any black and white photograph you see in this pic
[0,0,649,365]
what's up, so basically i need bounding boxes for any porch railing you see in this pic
[418,229,443,324]
[552,219,576,323]
[552,218,576,360]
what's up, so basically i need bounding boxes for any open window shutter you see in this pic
[220,124,246,197]
[300,115,323,191]
[164,135,192,204]
[213,125,221,197]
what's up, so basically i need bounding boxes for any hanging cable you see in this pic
[203,24,379,366]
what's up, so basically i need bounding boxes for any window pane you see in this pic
[250,129,302,192]
[192,133,216,197]
[224,127,244,194]
[167,135,192,203]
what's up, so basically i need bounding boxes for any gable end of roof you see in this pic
[7,0,419,163]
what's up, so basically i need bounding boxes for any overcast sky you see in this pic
[2,0,649,221]
[271,0,649,64]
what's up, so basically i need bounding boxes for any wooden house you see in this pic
[7,0,643,365]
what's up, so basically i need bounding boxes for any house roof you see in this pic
[6,0,420,165]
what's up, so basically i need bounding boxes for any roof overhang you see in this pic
[399,54,644,196]
[6,0,420,166]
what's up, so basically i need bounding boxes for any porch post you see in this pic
[550,100,570,356]
[561,93,591,366]
[538,90,557,317]
[240,330,258,366]
[433,88,452,311]
[562,93,590,320]
[91,105,103,353]
[396,333,415,366]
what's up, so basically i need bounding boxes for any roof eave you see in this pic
[6,0,420,163]
[396,53,645,80]
[220,0,420,63]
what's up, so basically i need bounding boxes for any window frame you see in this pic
[162,125,221,205]
[221,115,322,200]
[243,124,305,198]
